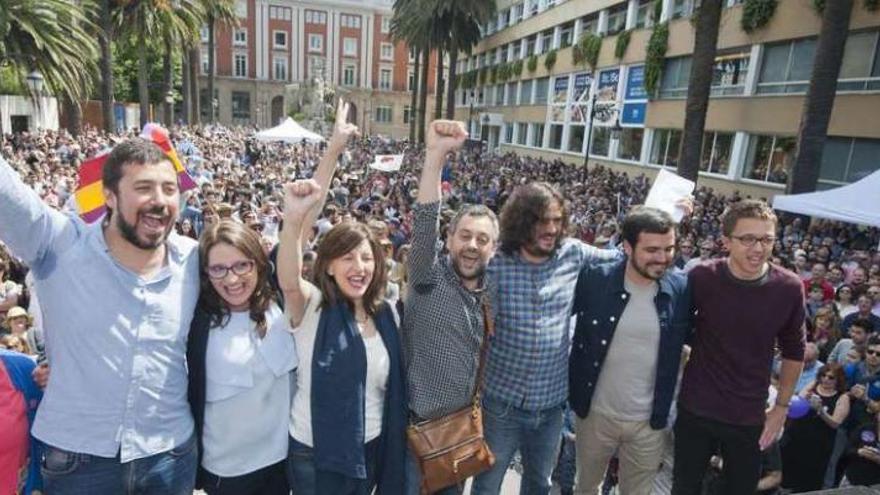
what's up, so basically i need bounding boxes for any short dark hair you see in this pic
[101,139,170,194]
[720,199,777,237]
[867,334,880,349]
[621,207,675,247]
[312,222,387,317]
[499,182,568,255]
[852,318,875,334]
[448,204,499,240]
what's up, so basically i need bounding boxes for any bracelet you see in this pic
[775,399,791,409]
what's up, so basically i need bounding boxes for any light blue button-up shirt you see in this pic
[0,157,199,462]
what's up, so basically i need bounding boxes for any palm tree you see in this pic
[98,0,116,132]
[409,47,421,141]
[434,48,444,120]
[787,0,855,194]
[391,0,431,141]
[203,0,239,124]
[156,0,203,127]
[436,0,495,119]
[0,0,98,105]
[677,0,723,183]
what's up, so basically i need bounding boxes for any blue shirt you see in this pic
[0,157,199,462]
[485,238,621,410]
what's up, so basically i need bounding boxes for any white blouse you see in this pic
[202,304,298,477]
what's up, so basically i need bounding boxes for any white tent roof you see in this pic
[253,117,324,143]
[772,169,880,227]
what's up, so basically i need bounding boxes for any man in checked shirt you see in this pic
[402,120,499,495]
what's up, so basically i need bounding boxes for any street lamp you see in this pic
[26,71,44,130]
[212,97,219,124]
[610,117,623,140]
[583,93,598,167]
[468,89,476,136]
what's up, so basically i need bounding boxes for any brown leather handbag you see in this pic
[406,298,496,494]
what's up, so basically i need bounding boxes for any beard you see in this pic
[451,251,487,282]
[631,258,669,281]
[116,204,173,250]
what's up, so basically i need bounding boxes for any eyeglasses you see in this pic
[867,349,880,357]
[206,260,255,280]
[821,373,836,379]
[730,235,776,247]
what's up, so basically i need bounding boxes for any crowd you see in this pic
[1,106,880,495]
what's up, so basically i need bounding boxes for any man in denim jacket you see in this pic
[569,207,692,494]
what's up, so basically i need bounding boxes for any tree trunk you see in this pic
[189,46,201,125]
[788,0,854,194]
[162,36,174,128]
[181,42,191,124]
[99,0,115,133]
[207,13,216,123]
[418,48,431,143]
[445,47,458,120]
[63,96,83,137]
[434,48,443,120]
[409,48,420,142]
[137,13,150,129]
[676,0,723,184]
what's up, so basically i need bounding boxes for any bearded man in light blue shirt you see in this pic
[0,139,200,494]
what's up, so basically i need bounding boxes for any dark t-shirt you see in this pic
[845,420,880,486]
[680,259,806,426]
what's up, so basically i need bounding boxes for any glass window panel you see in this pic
[699,133,714,172]
[759,43,791,83]
[788,38,817,82]
[711,133,733,174]
[848,138,880,182]
[839,32,876,80]
[744,135,774,181]
[532,123,545,147]
[534,77,549,104]
[872,36,880,77]
[549,124,564,149]
[767,137,795,184]
[667,130,682,168]
[520,80,533,104]
[650,129,669,164]
[818,137,851,183]
[569,125,585,152]
[617,128,644,161]
[518,123,529,144]
[590,127,611,156]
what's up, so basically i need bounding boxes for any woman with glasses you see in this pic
[837,284,858,319]
[781,364,851,492]
[186,219,297,495]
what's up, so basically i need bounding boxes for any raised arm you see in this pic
[299,99,359,245]
[0,156,78,267]
[277,179,323,326]
[408,121,468,289]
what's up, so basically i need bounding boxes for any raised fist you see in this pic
[426,120,468,156]
[283,179,323,218]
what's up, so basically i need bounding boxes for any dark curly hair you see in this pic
[499,182,568,256]
[198,220,275,335]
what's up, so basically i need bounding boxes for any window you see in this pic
[838,31,880,91]
[519,80,533,104]
[201,52,209,75]
[403,106,411,124]
[234,53,247,78]
[606,4,627,36]
[231,91,250,119]
[494,85,504,106]
[526,36,536,57]
[617,128,644,161]
[635,0,653,28]
[200,26,209,43]
[305,10,327,24]
[309,34,323,53]
[743,135,795,184]
[818,137,880,188]
[375,106,392,123]
[568,125,585,152]
[409,48,417,63]
[274,31,287,49]
[269,7,291,20]
[548,124,564,149]
[581,14,599,35]
[531,123,545,147]
[711,50,750,96]
[511,42,521,60]
[380,43,394,61]
[379,68,392,90]
[534,77,549,104]
[699,132,734,175]
[235,0,247,18]
[341,14,361,29]
[343,38,358,57]
[233,28,247,46]
[650,129,682,167]
[381,16,391,33]
[408,70,416,91]
[505,123,515,143]
[343,64,356,86]
[660,56,692,98]
[517,123,529,144]
[560,23,573,48]
[590,127,611,156]
[672,0,696,19]
[506,82,517,105]
[273,56,288,81]
[512,3,523,23]
[540,30,553,54]
[758,38,817,94]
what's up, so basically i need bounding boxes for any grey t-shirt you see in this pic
[590,277,661,421]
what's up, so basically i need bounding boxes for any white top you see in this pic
[202,304,298,477]
[289,284,390,446]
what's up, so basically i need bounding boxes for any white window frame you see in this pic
[343,63,357,86]
[380,42,394,62]
[343,37,358,57]
[381,16,391,33]
[273,56,288,81]
[308,34,323,53]
[233,28,247,47]
[379,67,393,91]
[273,30,288,49]
[375,105,393,123]
[234,52,247,78]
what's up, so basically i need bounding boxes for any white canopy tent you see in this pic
[253,117,324,143]
[772,169,880,228]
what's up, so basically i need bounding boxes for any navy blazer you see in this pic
[568,257,692,429]
[186,306,212,490]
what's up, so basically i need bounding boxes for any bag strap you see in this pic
[471,295,494,409]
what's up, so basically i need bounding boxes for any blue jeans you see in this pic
[471,395,564,495]
[405,448,464,495]
[40,433,197,495]
[286,436,380,495]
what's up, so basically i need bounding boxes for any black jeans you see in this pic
[202,460,289,495]
[672,407,763,495]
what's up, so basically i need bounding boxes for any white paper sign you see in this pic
[369,154,403,172]
[645,169,695,222]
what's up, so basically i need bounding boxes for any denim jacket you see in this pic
[568,257,692,429]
